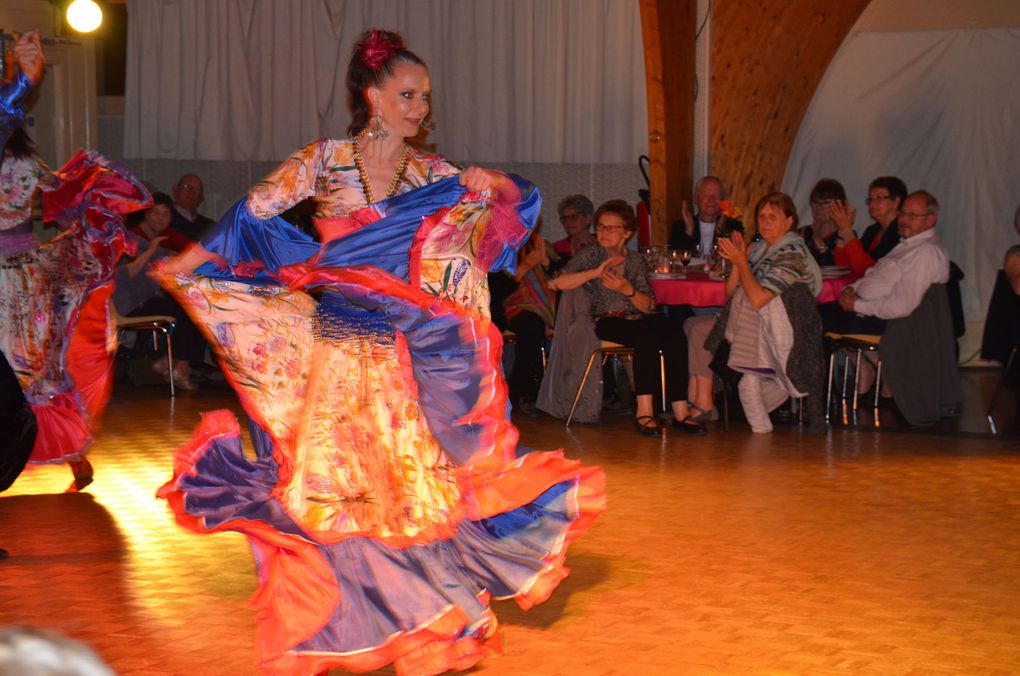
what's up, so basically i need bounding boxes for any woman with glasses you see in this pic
[800,179,849,266]
[833,176,907,275]
[551,193,595,268]
[549,199,705,435]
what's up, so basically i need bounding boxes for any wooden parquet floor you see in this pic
[2,382,1019,675]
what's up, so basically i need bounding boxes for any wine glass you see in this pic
[679,248,692,275]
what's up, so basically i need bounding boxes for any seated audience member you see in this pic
[825,190,960,424]
[688,193,822,433]
[170,173,216,241]
[682,315,719,423]
[129,192,192,253]
[832,175,907,275]
[114,201,209,391]
[825,190,948,333]
[551,194,595,269]
[800,178,850,267]
[1006,204,1020,294]
[668,175,744,252]
[549,200,704,435]
[979,204,1020,391]
[503,232,558,416]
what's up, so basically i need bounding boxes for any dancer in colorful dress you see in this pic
[157,29,605,675]
[0,31,150,492]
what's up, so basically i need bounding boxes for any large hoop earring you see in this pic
[364,114,389,141]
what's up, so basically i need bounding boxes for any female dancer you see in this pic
[157,29,605,675]
[0,31,150,491]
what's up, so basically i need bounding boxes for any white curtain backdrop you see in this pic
[783,28,1020,321]
[123,0,647,165]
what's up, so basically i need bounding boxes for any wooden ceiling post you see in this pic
[639,0,696,245]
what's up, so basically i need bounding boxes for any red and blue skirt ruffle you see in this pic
[157,176,606,674]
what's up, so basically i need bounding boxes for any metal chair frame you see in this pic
[565,341,666,427]
[115,312,178,397]
[825,336,882,426]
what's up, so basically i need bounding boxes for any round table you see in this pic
[650,272,857,307]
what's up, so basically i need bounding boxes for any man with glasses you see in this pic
[552,194,595,267]
[828,190,959,425]
[170,173,216,241]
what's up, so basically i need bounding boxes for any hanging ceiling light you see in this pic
[65,0,103,33]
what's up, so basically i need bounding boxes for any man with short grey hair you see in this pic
[837,190,948,322]
[668,175,744,252]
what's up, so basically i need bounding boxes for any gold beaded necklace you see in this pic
[353,141,411,204]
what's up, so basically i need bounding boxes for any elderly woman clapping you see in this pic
[711,192,822,432]
[550,200,704,436]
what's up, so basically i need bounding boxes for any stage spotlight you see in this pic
[66,0,103,33]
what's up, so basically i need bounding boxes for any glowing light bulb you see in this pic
[66,0,103,33]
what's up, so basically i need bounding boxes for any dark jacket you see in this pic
[879,283,962,425]
[668,214,745,251]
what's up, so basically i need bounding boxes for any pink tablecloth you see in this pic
[650,272,856,307]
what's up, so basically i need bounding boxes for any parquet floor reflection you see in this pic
[2,382,1019,675]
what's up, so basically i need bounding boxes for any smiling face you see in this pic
[367,61,432,139]
[694,179,724,223]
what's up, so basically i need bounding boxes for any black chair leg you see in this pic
[987,346,1018,434]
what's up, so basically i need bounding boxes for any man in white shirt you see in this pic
[667,176,745,253]
[837,190,949,323]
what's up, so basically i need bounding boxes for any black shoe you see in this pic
[634,415,662,436]
[0,547,8,560]
[671,416,707,435]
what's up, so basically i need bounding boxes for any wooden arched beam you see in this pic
[639,0,696,244]
[709,1,872,210]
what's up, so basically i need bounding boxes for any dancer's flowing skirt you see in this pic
[0,150,148,464]
[157,177,606,674]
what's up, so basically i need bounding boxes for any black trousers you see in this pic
[128,295,207,364]
[0,350,36,493]
[818,302,887,336]
[507,311,546,402]
[594,314,688,403]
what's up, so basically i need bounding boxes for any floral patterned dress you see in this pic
[0,150,148,464]
[157,138,605,675]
